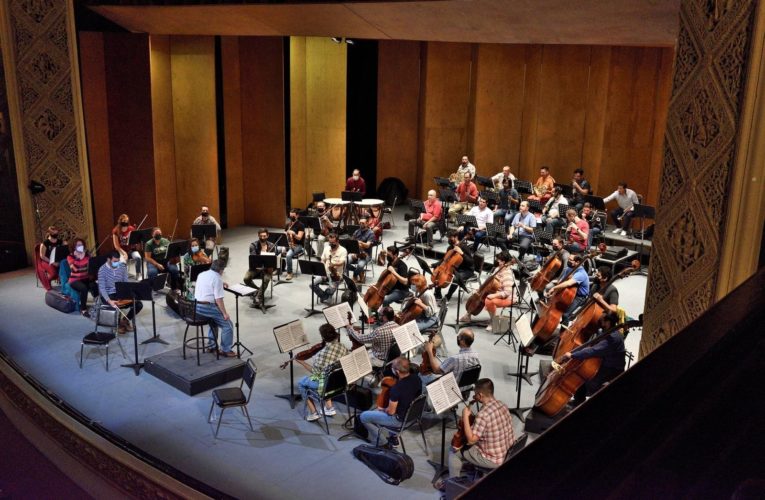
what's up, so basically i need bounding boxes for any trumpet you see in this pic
[617,205,634,221]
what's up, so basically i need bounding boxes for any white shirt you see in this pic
[457,162,476,179]
[545,194,569,214]
[491,171,516,189]
[321,244,348,278]
[468,205,494,230]
[603,189,640,210]
[195,269,224,303]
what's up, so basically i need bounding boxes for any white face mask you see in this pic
[353,175,360,180]
[191,246,199,253]
[75,245,84,253]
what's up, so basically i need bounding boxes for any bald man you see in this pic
[408,189,443,246]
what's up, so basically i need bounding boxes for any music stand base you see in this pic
[508,370,539,386]
[232,342,253,357]
[274,393,302,409]
[305,307,322,318]
[510,406,533,422]
[121,362,144,376]
[141,336,169,345]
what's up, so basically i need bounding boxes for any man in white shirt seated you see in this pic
[459,197,494,251]
[603,182,640,236]
[491,165,516,190]
[194,260,237,357]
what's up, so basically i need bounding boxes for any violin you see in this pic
[419,335,443,375]
[364,253,402,310]
[344,311,365,350]
[464,260,512,316]
[431,241,465,288]
[376,376,397,409]
[534,319,642,417]
[530,249,565,292]
[451,401,477,450]
[279,341,325,370]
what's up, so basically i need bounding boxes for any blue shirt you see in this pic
[510,211,536,237]
[561,265,590,297]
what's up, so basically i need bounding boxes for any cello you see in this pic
[395,274,433,325]
[531,251,597,345]
[363,254,401,310]
[464,259,514,316]
[530,249,564,292]
[534,319,642,417]
[431,242,465,288]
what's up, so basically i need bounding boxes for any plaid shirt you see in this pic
[353,320,397,360]
[310,340,349,393]
[473,398,514,465]
[440,347,480,385]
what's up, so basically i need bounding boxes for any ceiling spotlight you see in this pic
[331,37,342,44]
[345,39,354,45]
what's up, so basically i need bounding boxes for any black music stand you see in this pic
[433,176,451,188]
[455,214,478,238]
[299,260,328,317]
[299,216,322,259]
[225,285,256,357]
[507,317,539,422]
[554,183,574,198]
[583,194,606,210]
[514,179,532,195]
[340,238,360,256]
[632,203,655,268]
[87,255,109,280]
[342,191,364,226]
[527,199,544,214]
[128,228,153,246]
[115,280,152,376]
[273,321,308,409]
[139,273,169,345]
[342,191,363,202]
[191,223,217,243]
[475,175,494,190]
[408,198,425,216]
[248,254,277,313]
[166,240,189,262]
[52,245,70,264]
[412,254,433,276]
[486,222,506,261]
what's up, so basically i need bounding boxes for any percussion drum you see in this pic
[324,198,349,221]
[358,198,385,219]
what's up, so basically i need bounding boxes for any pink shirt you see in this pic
[422,199,443,222]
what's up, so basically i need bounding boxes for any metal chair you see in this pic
[306,364,350,434]
[208,359,257,437]
[79,297,125,371]
[470,433,529,479]
[457,363,482,402]
[178,296,218,365]
[374,393,429,454]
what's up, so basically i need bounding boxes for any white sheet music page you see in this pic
[357,298,369,318]
[392,321,423,354]
[402,320,425,345]
[226,283,257,297]
[323,302,356,330]
[273,320,309,353]
[515,314,535,347]
[339,345,372,384]
[426,372,462,414]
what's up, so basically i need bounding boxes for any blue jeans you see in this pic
[416,315,439,332]
[360,409,401,443]
[195,302,234,353]
[298,375,319,404]
[383,288,410,307]
[347,255,367,278]
[147,261,180,289]
[588,227,602,247]
[279,246,304,273]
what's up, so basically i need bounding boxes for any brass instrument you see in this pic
[286,219,297,249]
[449,172,461,184]
[533,183,548,197]
[617,205,634,221]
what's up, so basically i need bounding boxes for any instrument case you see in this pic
[44,289,76,314]
[352,444,414,485]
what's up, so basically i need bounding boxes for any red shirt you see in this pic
[568,218,590,247]
[113,225,136,251]
[456,182,478,203]
[422,199,443,222]
[345,176,366,195]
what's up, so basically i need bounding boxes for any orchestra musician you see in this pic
[364,208,384,241]
[561,311,625,406]
[181,238,212,300]
[502,201,536,261]
[460,197,494,252]
[192,205,222,250]
[563,208,590,254]
[448,172,479,222]
[547,253,590,324]
[359,357,422,449]
[345,168,366,195]
[36,226,66,291]
[381,246,411,307]
[66,237,93,317]
[453,155,476,186]
[298,323,349,422]
[526,166,556,203]
[541,186,569,235]
[98,251,144,334]
[590,267,619,314]
[420,328,479,386]
[349,306,398,368]
[144,227,181,291]
[580,202,603,247]
[243,229,277,308]
[310,232,347,304]
[534,238,570,300]
[346,217,377,284]
[311,201,333,258]
[459,251,515,331]
[194,260,237,358]
[493,177,520,226]
[112,214,143,278]
[491,165,516,190]
[407,189,443,246]
[434,230,475,303]
[408,273,439,332]
[280,208,305,281]
[604,182,640,237]
[434,378,514,490]
[570,168,592,211]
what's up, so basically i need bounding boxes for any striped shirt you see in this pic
[473,398,515,465]
[310,340,349,393]
[439,347,480,385]
[496,266,515,300]
[98,261,128,300]
[353,320,397,360]
[67,253,90,282]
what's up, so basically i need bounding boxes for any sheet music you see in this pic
[357,297,369,318]
[426,372,462,415]
[339,345,372,385]
[273,320,309,353]
[515,314,535,347]
[392,321,424,354]
[226,283,257,297]
[323,302,356,330]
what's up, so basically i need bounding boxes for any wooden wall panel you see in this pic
[580,46,612,194]
[149,35,178,232]
[239,36,286,227]
[221,36,244,228]
[170,36,218,231]
[78,32,113,247]
[418,42,473,198]
[472,44,526,177]
[376,40,420,196]
[518,45,543,181]
[290,36,346,208]
[103,33,157,228]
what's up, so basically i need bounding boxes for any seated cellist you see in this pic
[458,251,515,331]
[546,253,589,324]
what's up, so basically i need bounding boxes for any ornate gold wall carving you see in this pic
[0,0,92,247]
[641,0,756,357]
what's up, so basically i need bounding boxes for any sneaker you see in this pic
[486,325,493,333]
[306,412,321,422]
[612,227,621,233]
[433,476,447,491]
[286,273,294,281]
[386,435,400,447]
[323,405,337,416]
[619,230,627,236]
[459,313,472,322]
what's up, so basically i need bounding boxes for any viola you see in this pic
[376,376,397,408]
[431,245,464,288]
[345,311,365,350]
[279,341,325,370]
[451,401,477,450]
[534,319,642,417]
[530,249,565,292]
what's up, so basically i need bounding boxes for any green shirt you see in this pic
[145,237,171,262]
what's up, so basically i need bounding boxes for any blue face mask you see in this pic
[111,261,120,269]
[191,246,199,253]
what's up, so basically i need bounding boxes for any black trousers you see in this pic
[70,279,96,312]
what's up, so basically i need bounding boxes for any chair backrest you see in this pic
[435,298,449,329]
[94,298,120,329]
[321,365,348,399]
[402,393,429,426]
[385,342,401,363]
[473,253,485,278]
[458,363,482,389]
[177,296,197,322]
[506,432,529,461]
[242,359,258,402]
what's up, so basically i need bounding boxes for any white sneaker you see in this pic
[323,406,337,416]
[306,412,320,422]
[612,227,621,233]
[620,230,627,236]
[486,325,493,333]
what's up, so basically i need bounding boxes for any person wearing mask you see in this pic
[194,260,236,357]
[181,237,211,299]
[459,251,515,330]
[37,226,66,291]
[310,232,347,303]
[547,253,590,324]
[434,230,476,303]
[421,328,479,386]
[570,168,592,212]
[66,237,93,316]
[460,197,494,251]
[144,227,181,291]
[297,323,349,421]
[112,214,143,278]
[347,218,377,283]
[494,177,520,226]
[381,246,412,307]
[348,306,398,367]
[243,228,277,308]
[345,168,366,195]
[98,251,143,334]
[192,205,222,250]
[280,208,305,281]
[311,201,333,258]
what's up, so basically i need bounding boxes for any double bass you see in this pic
[534,319,642,417]
[530,249,565,292]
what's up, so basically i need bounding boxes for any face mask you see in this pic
[111,261,120,269]
[568,261,575,268]
[120,221,128,227]
[410,284,417,292]
[75,244,84,253]
[259,237,267,242]
[191,246,199,253]
[290,216,297,221]
[317,208,325,214]
[154,234,162,241]
[330,242,338,249]
[201,212,209,217]
[353,175,360,180]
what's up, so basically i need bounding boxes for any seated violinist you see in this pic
[364,209,384,241]
[349,306,397,367]
[347,217,377,284]
[420,328,479,386]
[359,357,422,448]
[459,251,515,331]
[434,230,475,303]
[434,378,514,490]
[243,228,277,308]
[297,323,349,422]
[546,253,589,324]
[381,246,411,307]
[144,227,181,291]
[192,205,222,249]
[98,251,143,334]
[65,237,94,317]
[310,232,347,304]
[562,311,625,406]
[310,201,333,258]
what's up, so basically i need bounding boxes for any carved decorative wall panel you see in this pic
[4,0,88,242]
[641,0,756,357]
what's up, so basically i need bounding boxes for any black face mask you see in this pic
[568,261,575,268]
[154,234,162,241]
[201,212,209,217]
[120,221,128,227]
[330,242,338,249]
[290,216,297,221]
[317,208,325,214]
[49,235,58,241]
